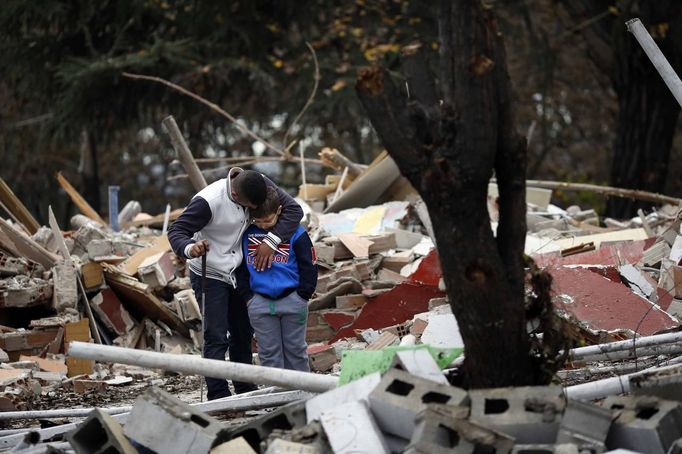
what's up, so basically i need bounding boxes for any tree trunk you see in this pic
[356,0,562,388]
[606,17,681,218]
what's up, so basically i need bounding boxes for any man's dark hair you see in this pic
[251,187,280,218]
[237,170,267,205]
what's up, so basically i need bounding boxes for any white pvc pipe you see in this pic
[626,18,682,108]
[564,358,682,401]
[68,342,338,393]
[569,331,682,361]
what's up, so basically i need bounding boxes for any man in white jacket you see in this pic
[168,168,303,399]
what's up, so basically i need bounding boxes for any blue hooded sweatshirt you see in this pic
[241,224,317,300]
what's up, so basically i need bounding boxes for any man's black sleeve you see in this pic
[234,261,253,303]
[292,233,317,300]
[167,196,212,259]
[263,176,303,247]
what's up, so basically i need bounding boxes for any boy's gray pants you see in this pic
[247,291,310,372]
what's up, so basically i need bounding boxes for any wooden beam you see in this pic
[0,218,59,268]
[0,179,40,234]
[55,172,107,226]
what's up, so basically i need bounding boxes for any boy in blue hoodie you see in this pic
[238,187,317,371]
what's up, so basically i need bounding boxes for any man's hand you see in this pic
[254,243,275,271]
[189,240,210,258]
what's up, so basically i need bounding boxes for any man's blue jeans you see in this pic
[190,272,256,399]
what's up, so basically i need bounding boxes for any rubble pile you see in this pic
[0,152,681,452]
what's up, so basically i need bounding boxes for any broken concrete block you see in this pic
[137,251,175,289]
[0,348,8,362]
[264,439,318,454]
[469,386,565,444]
[124,387,226,454]
[173,289,201,323]
[227,401,307,451]
[307,343,337,373]
[86,239,115,259]
[601,395,682,454]
[391,349,448,385]
[0,252,30,277]
[0,328,61,361]
[556,399,612,449]
[210,437,257,453]
[335,294,367,310]
[67,408,136,454]
[368,367,468,438]
[0,276,53,308]
[630,364,682,403]
[366,330,399,351]
[641,241,671,267]
[90,289,136,336]
[52,264,78,312]
[405,404,514,454]
[420,312,464,349]
[320,401,389,454]
[306,373,382,423]
[511,444,585,453]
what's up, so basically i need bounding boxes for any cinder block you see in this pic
[557,399,613,450]
[391,348,448,384]
[320,401,389,454]
[67,409,136,454]
[368,367,469,438]
[90,288,136,336]
[512,444,592,453]
[405,404,514,454]
[469,386,565,444]
[630,363,682,403]
[227,400,307,451]
[306,372,381,423]
[601,395,682,454]
[87,239,114,259]
[124,387,226,453]
[173,289,201,323]
[137,251,175,289]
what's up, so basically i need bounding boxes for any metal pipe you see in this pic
[68,342,338,393]
[564,359,682,401]
[108,186,120,232]
[569,331,682,361]
[0,390,308,449]
[626,18,682,108]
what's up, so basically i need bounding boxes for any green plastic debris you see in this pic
[338,344,463,386]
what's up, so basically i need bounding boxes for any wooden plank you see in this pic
[64,320,94,377]
[47,206,72,265]
[338,233,373,258]
[118,235,171,276]
[130,209,183,228]
[55,172,107,226]
[103,265,189,337]
[0,179,40,234]
[0,218,59,269]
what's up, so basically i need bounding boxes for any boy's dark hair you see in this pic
[238,170,267,205]
[251,187,280,218]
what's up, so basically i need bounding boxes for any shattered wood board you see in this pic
[118,235,171,276]
[56,172,107,225]
[331,282,444,342]
[130,208,183,228]
[103,267,189,337]
[0,218,59,269]
[0,178,40,234]
[549,266,679,336]
[64,320,94,377]
[532,239,650,268]
[337,233,373,258]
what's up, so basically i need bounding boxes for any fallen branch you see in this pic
[122,72,283,156]
[523,179,682,206]
[282,42,320,155]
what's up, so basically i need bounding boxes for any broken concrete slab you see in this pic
[52,263,78,312]
[0,276,53,308]
[550,266,679,336]
[320,400,389,454]
[137,250,175,289]
[306,372,382,423]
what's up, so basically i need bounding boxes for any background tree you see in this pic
[356,0,565,387]
[555,1,682,218]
